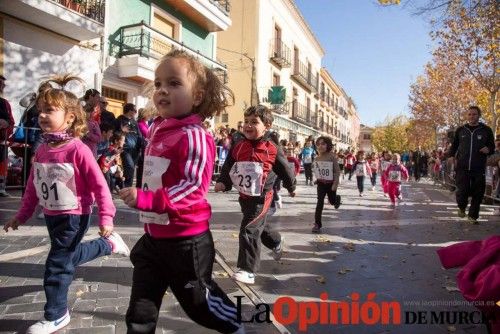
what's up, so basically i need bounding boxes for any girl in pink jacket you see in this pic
[119,50,244,334]
[3,75,129,334]
[383,153,409,208]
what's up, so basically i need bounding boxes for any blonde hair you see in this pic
[36,74,88,138]
[151,49,234,119]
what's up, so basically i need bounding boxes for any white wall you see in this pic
[3,19,100,121]
[257,0,322,105]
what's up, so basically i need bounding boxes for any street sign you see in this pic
[268,86,286,105]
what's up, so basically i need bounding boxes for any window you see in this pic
[151,5,181,40]
[273,73,280,86]
[221,113,229,123]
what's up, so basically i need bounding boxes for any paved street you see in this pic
[0,175,498,334]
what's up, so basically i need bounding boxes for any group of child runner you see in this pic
[3,49,409,334]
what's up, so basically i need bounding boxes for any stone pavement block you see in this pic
[81,290,118,300]
[1,294,36,305]
[5,301,45,314]
[23,311,44,320]
[63,325,115,334]
[97,297,129,308]
[72,299,97,313]
[92,306,119,327]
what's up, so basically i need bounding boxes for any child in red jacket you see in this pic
[383,153,409,208]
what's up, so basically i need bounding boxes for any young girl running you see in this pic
[312,136,341,233]
[119,50,244,334]
[368,152,379,191]
[352,151,372,197]
[379,151,392,197]
[383,153,409,208]
[3,75,129,334]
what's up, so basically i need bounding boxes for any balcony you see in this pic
[114,22,226,83]
[269,39,291,68]
[270,103,290,115]
[291,60,318,92]
[164,0,231,32]
[0,0,105,41]
[291,101,317,128]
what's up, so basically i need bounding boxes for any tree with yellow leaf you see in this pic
[371,115,410,152]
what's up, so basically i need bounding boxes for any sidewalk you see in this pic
[0,176,498,333]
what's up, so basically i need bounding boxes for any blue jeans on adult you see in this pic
[44,214,111,320]
[122,149,138,187]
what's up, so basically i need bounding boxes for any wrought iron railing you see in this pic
[291,60,318,91]
[209,0,231,14]
[291,101,317,128]
[52,0,105,24]
[115,22,227,73]
[269,39,291,68]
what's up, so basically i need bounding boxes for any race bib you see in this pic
[140,155,170,225]
[34,163,78,210]
[389,170,401,182]
[303,155,312,164]
[355,163,365,176]
[313,161,333,181]
[230,162,264,196]
[381,161,391,172]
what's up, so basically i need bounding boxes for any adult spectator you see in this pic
[135,108,151,188]
[115,103,142,187]
[99,96,116,127]
[83,88,101,123]
[82,100,102,158]
[448,106,495,224]
[0,75,14,197]
[412,147,424,182]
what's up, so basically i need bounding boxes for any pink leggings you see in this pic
[387,182,401,203]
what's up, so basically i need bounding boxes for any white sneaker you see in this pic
[0,189,10,197]
[272,236,284,261]
[232,269,255,284]
[371,186,375,191]
[359,193,363,197]
[27,311,70,334]
[276,195,283,209]
[37,212,45,219]
[107,232,130,257]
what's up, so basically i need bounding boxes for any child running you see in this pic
[3,75,129,334]
[383,153,409,208]
[312,136,341,233]
[215,105,296,285]
[118,50,244,334]
[368,152,379,191]
[352,151,372,197]
[300,140,316,185]
[379,151,392,197]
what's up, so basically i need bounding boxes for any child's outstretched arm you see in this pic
[215,146,236,192]
[13,163,39,226]
[272,143,296,196]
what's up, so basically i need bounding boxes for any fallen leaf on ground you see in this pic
[343,243,355,251]
[444,286,460,292]
[75,290,84,297]
[213,271,230,278]
[338,268,353,275]
[447,326,456,332]
[317,236,332,243]
[316,276,326,284]
[231,233,238,239]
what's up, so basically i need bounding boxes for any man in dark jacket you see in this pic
[0,75,14,197]
[448,106,495,224]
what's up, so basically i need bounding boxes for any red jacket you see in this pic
[217,132,296,198]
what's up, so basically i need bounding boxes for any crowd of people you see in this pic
[0,51,498,334]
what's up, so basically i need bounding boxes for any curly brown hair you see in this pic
[36,74,88,138]
[150,49,234,120]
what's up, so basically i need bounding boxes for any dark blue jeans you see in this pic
[122,149,138,187]
[44,214,111,320]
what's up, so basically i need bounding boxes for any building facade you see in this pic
[359,124,374,153]
[103,0,231,115]
[0,0,105,120]
[216,0,326,144]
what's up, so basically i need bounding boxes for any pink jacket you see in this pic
[383,163,409,183]
[136,114,214,238]
[16,139,115,227]
[82,119,102,158]
[437,236,500,331]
